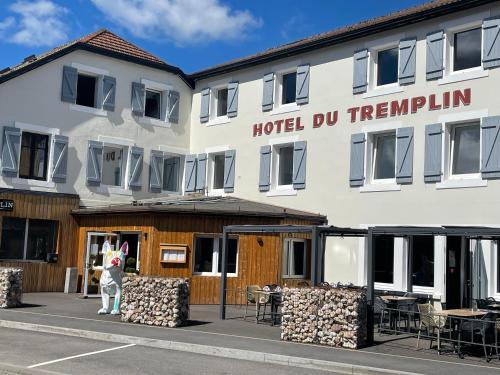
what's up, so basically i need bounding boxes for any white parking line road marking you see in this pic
[28,343,136,368]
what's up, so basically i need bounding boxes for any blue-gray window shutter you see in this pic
[349,133,365,187]
[223,149,236,193]
[200,88,210,123]
[166,90,180,124]
[184,154,197,192]
[227,82,239,118]
[51,135,69,183]
[149,150,163,193]
[262,73,274,111]
[128,146,144,190]
[352,49,368,94]
[483,17,500,69]
[396,127,414,184]
[131,82,145,116]
[101,76,116,111]
[259,145,272,192]
[481,116,500,179]
[426,31,444,80]
[61,66,78,103]
[424,123,443,182]
[292,141,307,189]
[196,153,207,191]
[1,127,21,177]
[296,65,310,105]
[86,140,103,185]
[399,38,417,85]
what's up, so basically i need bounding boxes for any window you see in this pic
[372,133,396,181]
[0,217,58,261]
[19,132,49,181]
[212,154,225,190]
[277,145,294,186]
[281,72,297,105]
[283,239,306,278]
[450,122,480,176]
[163,156,181,192]
[76,74,97,108]
[145,90,161,119]
[377,47,399,86]
[216,88,228,117]
[497,241,500,293]
[193,235,238,275]
[102,145,126,187]
[374,235,394,284]
[410,236,434,288]
[453,28,482,72]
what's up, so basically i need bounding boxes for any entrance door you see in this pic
[84,232,118,297]
[119,233,141,273]
[446,236,471,308]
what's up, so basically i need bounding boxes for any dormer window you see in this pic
[453,28,482,71]
[376,47,399,86]
[76,74,97,108]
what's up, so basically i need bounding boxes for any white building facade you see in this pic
[1,1,500,305]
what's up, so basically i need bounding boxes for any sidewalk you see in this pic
[0,293,499,375]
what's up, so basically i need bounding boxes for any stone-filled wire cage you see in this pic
[281,286,367,349]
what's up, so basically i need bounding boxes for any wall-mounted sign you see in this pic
[160,244,188,264]
[0,199,14,211]
[253,88,472,137]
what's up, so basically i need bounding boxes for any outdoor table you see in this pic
[487,303,500,311]
[381,296,417,332]
[254,290,282,325]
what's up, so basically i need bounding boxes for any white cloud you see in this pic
[0,0,68,47]
[91,0,262,44]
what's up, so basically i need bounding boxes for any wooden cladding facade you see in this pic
[0,190,80,292]
[76,213,318,304]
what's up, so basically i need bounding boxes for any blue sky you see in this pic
[0,0,425,73]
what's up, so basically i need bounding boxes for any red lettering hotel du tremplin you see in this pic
[253,117,304,137]
[347,88,470,122]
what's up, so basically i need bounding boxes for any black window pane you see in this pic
[278,146,294,185]
[26,219,57,261]
[76,74,96,108]
[411,236,434,287]
[282,72,296,104]
[19,132,49,181]
[377,48,399,86]
[217,238,238,273]
[145,90,161,119]
[163,157,180,192]
[374,235,394,284]
[374,133,396,180]
[194,237,214,273]
[217,88,228,117]
[0,217,26,260]
[213,154,225,189]
[454,28,481,71]
[292,241,305,276]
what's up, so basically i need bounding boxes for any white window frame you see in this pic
[269,67,300,116]
[211,85,229,121]
[69,63,108,117]
[162,153,185,195]
[207,152,225,195]
[445,121,482,181]
[192,235,238,277]
[97,138,132,193]
[408,235,437,294]
[448,23,483,75]
[272,143,294,190]
[369,131,397,185]
[144,88,162,120]
[139,78,174,127]
[371,44,400,90]
[282,238,307,278]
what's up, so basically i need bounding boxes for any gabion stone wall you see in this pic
[120,276,189,327]
[0,268,23,308]
[281,287,367,349]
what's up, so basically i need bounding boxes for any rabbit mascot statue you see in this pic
[98,240,128,315]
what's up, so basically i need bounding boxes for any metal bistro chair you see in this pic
[256,290,272,324]
[416,303,447,353]
[244,285,260,320]
[374,296,390,333]
[458,312,497,361]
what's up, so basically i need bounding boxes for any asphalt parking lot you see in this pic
[0,327,338,375]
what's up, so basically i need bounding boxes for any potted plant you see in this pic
[87,254,99,294]
[125,257,139,275]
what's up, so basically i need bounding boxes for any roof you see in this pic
[71,195,327,223]
[189,0,496,80]
[0,29,193,88]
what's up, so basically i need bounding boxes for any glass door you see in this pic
[83,232,118,297]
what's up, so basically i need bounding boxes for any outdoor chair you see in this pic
[475,299,489,310]
[256,290,272,324]
[458,312,497,361]
[416,303,447,353]
[374,296,390,333]
[244,285,260,321]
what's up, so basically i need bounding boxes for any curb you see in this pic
[0,319,422,375]
[0,362,64,375]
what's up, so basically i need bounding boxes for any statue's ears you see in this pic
[120,241,129,256]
